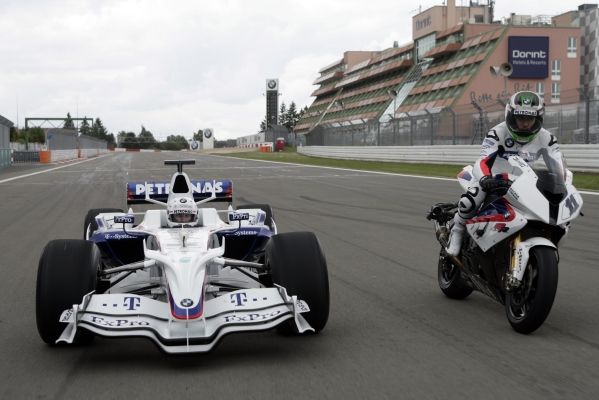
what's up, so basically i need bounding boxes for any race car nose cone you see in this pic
[180,298,194,307]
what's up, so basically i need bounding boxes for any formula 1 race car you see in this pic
[36,160,329,354]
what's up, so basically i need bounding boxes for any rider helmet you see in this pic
[505,91,544,144]
[167,196,198,226]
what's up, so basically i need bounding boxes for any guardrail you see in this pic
[297,145,599,172]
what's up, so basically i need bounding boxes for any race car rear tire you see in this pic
[36,239,100,345]
[84,208,124,239]
[267,232,329,333]
[236,203,275,231]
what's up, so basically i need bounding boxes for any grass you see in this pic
[218,147,599,191]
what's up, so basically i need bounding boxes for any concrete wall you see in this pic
[298,144,599,172]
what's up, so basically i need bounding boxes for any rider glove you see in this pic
[479,175,510,192]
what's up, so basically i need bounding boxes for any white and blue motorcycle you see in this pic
[427,153,583,333]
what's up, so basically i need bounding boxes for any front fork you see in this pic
[506,233,557,291]
[506,233,522,291]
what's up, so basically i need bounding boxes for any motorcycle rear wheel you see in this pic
[438,249,473,300]
[505,246,558,334]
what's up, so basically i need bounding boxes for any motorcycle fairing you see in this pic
[466,199,527,252]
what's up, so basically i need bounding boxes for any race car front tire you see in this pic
[267,232,329,333]
[83,208,124,240]
[36,239,100,345]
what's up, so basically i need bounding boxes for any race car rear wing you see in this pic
[127,179,233,204]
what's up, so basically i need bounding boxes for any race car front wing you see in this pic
[57,286,312,353]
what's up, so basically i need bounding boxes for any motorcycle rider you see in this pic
[446,91,566,256]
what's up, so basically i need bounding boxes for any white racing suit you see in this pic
[446,122,566,256]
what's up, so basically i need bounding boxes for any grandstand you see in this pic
[296,1,585,145]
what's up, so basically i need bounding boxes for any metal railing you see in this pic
[11,151,40,163]
[305,88,599,146]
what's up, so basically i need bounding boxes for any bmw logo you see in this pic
[180,298,194,307]
[180,198,187,203]
[204,129,212,139]
[190,140,199,150]
[505,138,515,148]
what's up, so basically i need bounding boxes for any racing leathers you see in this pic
[445,121,565,256]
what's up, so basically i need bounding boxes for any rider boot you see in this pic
[446,184,484,256]
[446,214,466,257]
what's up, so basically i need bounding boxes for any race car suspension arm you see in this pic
[212,257,265,283]
[217,257,264,270]
[100,259,157,276]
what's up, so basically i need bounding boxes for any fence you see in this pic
[11,151,40,163]
[305,88,599,146]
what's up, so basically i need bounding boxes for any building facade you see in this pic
[296,1,587,145]
[554,4,599,97]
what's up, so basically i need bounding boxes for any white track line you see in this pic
[0,157,104,184]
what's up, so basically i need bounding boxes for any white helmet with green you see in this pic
[505,91,545,143]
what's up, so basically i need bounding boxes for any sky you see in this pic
[0,0,580,140]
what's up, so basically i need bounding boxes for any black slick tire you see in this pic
[36,239,100,345]
[266,232,329,333]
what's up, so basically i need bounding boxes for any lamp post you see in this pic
[578,87,591,144]
[386,89,398,119]
[386,89,398,145]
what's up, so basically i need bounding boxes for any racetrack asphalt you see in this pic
[1,152,598,400]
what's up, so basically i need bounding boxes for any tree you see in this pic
[15,127,45,144]
[193,129,203,143]
[118,131,138,149]
[284,101,300,132]
[259,116,266,133]
[9,126,18,142]
[91,118,108,139]
[160,134,188,151]
[28,127,46,143]
[79,118,91,136]
[138,125,157,149]
[279,102,287,125]
[64,113,75,129]
[105,133,116,148]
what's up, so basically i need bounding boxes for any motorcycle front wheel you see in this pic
[505,246,558,334]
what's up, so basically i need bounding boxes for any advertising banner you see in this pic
[508,36,549,79]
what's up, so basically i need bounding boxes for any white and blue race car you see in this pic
[36,160,329,354]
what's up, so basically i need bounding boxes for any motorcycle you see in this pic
[426,153,583,333]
